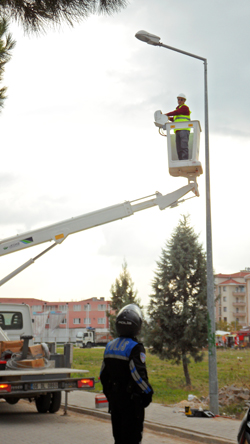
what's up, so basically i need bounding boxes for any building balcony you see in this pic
[233,291,246,297]
[233,312,246,317]
[233,302,246,307]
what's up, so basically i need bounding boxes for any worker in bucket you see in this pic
[100,304,153,444]
[165,93,191,160]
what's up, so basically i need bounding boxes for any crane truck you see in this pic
[0,118,202,414]
[0,302,95,413]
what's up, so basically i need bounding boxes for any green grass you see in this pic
[61,346,250,416]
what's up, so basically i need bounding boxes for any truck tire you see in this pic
[6,397,19,405]
[49,391,61,413]
[35,393,51,413]
[86,342,92,348]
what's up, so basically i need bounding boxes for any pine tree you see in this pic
[0,0,128,33]
[108,260,141,338]
[0,19,15,111]
[147,215,207,386]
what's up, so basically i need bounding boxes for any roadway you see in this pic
[0,399,201,444]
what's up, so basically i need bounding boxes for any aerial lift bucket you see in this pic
[154,111,203,181]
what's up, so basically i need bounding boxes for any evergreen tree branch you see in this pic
[0,0,129,33]
[0,18,16,111]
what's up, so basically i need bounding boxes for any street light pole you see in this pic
[135,31,218,414]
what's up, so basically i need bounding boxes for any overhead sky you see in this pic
[1,0,250,308]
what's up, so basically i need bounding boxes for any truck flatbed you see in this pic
[0,368,88,377]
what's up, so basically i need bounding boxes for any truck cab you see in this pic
[0,303,34,343]
[75,330,95,348]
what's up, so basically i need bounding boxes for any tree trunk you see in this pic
[182,353,191,386]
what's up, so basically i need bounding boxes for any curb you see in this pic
[62,404,235,444]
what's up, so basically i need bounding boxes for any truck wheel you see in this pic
[86,342,92,348]
[49,391,61,413]
[35,393,51,413]
[6,397,19,405]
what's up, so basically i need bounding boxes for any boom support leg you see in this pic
[0,242,58,287]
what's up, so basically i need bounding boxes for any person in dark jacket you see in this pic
[100,304,153,444]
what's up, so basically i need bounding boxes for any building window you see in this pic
[32,305,42,312]
[48,305,57,311]
[223,286,226,292]
[218,287,221,295]
[224,317,227,322]
[84,304,91,311]
[84,318,91,324]
[239,286,245,293]
[60,318,67,324]
[98,304,106,311]
[73,318,81,324]
[236,308,239,313]
[98,318,106,324]
[219,307,221,316]
[223,307,227,312]
[59,305,67,311]
[223,296,227,302]
[73,305,81,311]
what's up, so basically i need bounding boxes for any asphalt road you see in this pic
[0,400,201,444]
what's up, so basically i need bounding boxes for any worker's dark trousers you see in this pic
[176,130,189,160]
[110,399,144,444]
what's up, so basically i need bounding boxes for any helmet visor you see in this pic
[118,304,142,319]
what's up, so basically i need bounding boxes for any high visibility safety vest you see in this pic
[173,104,191,132]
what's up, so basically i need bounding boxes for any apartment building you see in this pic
[215,269,250,327]
[0,297,111,331]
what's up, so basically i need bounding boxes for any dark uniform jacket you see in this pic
[100,336,153,409]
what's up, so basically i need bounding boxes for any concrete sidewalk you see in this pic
[64,391,240,444]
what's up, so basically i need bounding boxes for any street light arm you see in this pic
[159,42,206,63]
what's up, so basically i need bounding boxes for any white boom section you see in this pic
[0,183,198,286]
[0,184,197,257]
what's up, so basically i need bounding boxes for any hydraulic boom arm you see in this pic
[0,182,198,286]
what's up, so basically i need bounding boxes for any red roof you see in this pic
[216,272,250,278]
[218,279,245,285]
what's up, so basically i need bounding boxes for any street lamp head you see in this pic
[135,30,161,46]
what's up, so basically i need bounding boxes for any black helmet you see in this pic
[116,304,142,338]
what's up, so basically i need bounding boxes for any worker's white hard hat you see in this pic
[177,93,186,100]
